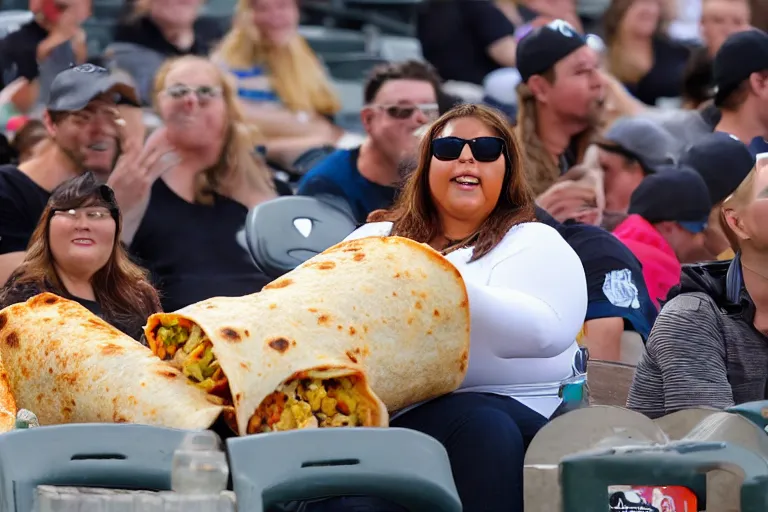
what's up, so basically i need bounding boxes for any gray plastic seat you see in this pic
[244,195,357,279]
[322,53,389,81]
[227,428,461,512]
[0,424,189,512]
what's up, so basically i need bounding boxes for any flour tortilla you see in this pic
[0,293,223,429]
[0,359,16,433]
[145,235,470,435]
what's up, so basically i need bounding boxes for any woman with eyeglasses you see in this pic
[0,173,161,342]
[344,104,587,512]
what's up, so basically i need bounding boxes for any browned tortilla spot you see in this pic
[240,362,250,370]
[348,326,356,335]
[4,332,19,348]
[392,291,397,297]
[156,369,178,379]
[312,261,335,270]
[459,350,469,372]
[244,329,250,337]
[21,366,30,378]
[101,343,124,355]
[268,337,290,353]
[394,272,401,278]
[48,367,53,374]
[407,317,413,325]
[235,393,243,403]
[460,299,468,309]
[269,303,277,309]
[264,278,293,290]
[61,373,77,385]
[433,309,440,317]
[0,312,6,331]
[308,308,318,313]
[205,304,216,309]
[346,350,358,363]
[415,301,423,310]
[353,252,365,261]
[221,328,241,342]
[337,324,343,330]
[113,414,129,423]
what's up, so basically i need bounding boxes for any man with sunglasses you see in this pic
[297,61,442,224]
[0,64,151,285]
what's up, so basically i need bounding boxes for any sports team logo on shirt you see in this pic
[602,269,641,309]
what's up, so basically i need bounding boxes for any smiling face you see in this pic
[250,0,299,47]
[701,0,751,56]
[46,96,119,175]
[157,59,227,151]
[48,203,116,280]
[428,116,507,227]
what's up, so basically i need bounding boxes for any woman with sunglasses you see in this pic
[345,104,587,511]
[0,173,161,342]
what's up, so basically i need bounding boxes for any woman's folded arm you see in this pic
[465,224,588,359]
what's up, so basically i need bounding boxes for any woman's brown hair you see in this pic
[2,173,161,324]
[375,103,535,262]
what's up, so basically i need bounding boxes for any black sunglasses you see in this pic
[431,136,506,163]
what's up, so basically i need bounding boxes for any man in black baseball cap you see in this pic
[514,19,604,203]
[680,132,756,260]
[613,166,712,307]
[712,29,768,151]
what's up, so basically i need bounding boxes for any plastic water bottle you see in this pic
[170,431,230,511]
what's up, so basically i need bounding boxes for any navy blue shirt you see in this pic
[750,137,768,156]
[297,148,397,225]
[536,207,657,339]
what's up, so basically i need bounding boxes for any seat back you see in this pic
[244,196,357,279]
[0,424,189,512]
[227,428,462,512]
[587,359,636,407]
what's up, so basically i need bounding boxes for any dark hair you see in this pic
[682,47,714,107]
[719,70,768,111]
[374,103,535,261]
[364,60,443,104]
[11,119,47,160]
[1,173,160,327]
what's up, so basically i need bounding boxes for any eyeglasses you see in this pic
[164,84,222,102]
[374,103,439,120]
[431,136,506,162]
[52,207,113,221]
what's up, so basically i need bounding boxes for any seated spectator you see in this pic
[515,20,604,196]
[213,0,343,169]
[9,119,47,164]
[0,64,141,285]
[346,104,587,512]
[604,0,691,106]
[416,0,518,85]
[628,163,768,418]
[0,173,160,341]
[537,206,657,361]
[109,0,223,105]
[680,132,756,260]
[614,167,711,307]
[712,29,768,154]
[0,0,89,115]
[595,116,676,214]
[128,56,277,312]
[700,0,752,58]
[298,61,441,224]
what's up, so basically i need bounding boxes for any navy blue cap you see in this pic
[680,132,756,205]
[536,207,657,339]
[713,29,768,107]
[516,19,587,83]
[628,165,712,233]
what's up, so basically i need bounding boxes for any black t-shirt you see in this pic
[625,37,692,106]
[417,0,516,85]
[0,21,48,87]
[0,165,50,255]
[112,16,223,57]
[129,179,271,312]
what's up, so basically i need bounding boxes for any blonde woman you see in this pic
[128,55,278,312]
[213,0,344,168]
[628,163,768,419]
[604,0,691,106]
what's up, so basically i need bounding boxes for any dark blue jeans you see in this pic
[392,392,549,512]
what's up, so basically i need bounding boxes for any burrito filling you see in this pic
[152,319,230,402]
[248,375,375,434]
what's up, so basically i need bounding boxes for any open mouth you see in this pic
[87,142,109,152]
[72,238,95,246]
[451,175,480,187]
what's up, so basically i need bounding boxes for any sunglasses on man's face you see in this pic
[431,136,506,162]
[377,103,439,120]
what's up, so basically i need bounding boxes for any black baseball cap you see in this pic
[713,29,768,107]
[516,19,587,83]
[47,64,139,112]
[628,165,712,233]
[679,132,756,205]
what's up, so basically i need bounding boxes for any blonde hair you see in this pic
[153,55,276,204]
[720,166,758,251]
[215,0,341,115]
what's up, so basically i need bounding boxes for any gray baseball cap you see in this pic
[596,117,676,174]
[47,64,139,112]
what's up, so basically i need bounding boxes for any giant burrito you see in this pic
[0,359,16,433]
[0,293,224,429]
[145,236,470,436]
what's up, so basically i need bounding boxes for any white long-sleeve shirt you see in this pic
[344,221,588,418]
